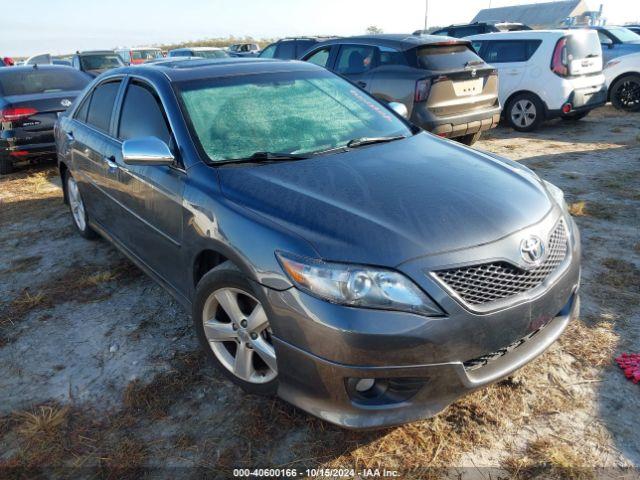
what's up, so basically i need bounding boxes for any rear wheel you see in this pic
[506,93,544,132]
[610,74,640,112]
[0,156,13,175]
[65,171,97,239]
[561,111,589,121]
[456,131,482,146]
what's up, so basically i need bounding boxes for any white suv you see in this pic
[468,30,607,131]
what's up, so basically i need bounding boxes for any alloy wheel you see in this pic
[511,99,537,128]
[67,175,87,231]
[202,287,277,384]
[616,79,640,110]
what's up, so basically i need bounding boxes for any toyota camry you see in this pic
[54,58,580,429]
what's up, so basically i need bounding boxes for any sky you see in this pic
[2,0,639,57]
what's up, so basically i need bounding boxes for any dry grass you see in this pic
[560,319,618,367]
[503,437,594,479]
[123,350,206,419]
[1,259,142,327]
[0,255,42,275]
[569,201,587,217]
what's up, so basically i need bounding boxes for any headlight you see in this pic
[276,252,443,317]
[543,180,568,212]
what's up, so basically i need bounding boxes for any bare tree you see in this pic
[366,25,384,35]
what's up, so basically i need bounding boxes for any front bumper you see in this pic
[262,211,581,428]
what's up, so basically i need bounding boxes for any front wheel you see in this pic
[506,93,544,132]
[610,74,640,112]
[456,131,482,146]
[65,171,97,239]
[193,263,278,395]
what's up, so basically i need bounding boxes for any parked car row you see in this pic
[2,25,639,174]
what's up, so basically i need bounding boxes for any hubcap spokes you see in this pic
[203,287,277,384]
[512,100,536,128]
[619,81,640,107]
[67,176,86,231]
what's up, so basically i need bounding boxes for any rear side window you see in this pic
[306,48,331,67]
[85,81,121,132]
[0,69,89,96]
[74,94,91,123]
[118,82,171,145]
[480,40,541,63]
[275,42,296,59]
[378,46,407,66]
[449,26,482,38]
[415,44,484,70]
[335,45,377,74]
[295,40,316,58]
[259,44,277,58]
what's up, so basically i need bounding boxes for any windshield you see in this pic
[198,50,229,59]
[80,54,124,71]
[416,44,485,70]
[0,69,89,96]
[607,27,640,43]
[177,70,412,163]
[132,49,162,61]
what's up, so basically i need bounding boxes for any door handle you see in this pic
[104,156,118,170]
[356,81,367,88]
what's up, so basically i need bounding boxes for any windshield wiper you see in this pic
[346,135,406,149]
[220,151,310,165]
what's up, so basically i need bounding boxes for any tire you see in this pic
[610,74,640,112]
[193,262,278,396]
[0,156,13,175]
[456,131,482,146]
[64,171,97,239]
[561,111,590,121]
[506,93,544,132]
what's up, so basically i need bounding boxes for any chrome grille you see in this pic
[434,220,568,306]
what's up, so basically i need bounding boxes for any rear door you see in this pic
[476,39,541,103]
[108,78,186,289]
[333,44,377,91]
[69,79,123,227]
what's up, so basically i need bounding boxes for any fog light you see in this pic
[562,103,573,114]
[355,378,376,392]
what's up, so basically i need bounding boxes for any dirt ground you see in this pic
[1,105,639,479]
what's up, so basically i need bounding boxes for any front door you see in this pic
[109,79,186,292]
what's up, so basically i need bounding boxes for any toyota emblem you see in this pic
[61,99,72,108]
[520,236,545,265]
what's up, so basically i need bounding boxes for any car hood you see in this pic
[218,133,553,266]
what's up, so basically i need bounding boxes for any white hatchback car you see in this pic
[603,52,640,112]
[468,30,607,131]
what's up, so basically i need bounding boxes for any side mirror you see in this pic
[388,101,409,119]
[122,137,175,166]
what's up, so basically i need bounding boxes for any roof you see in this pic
[466,29,586,40]
[78,50,117,55]
[472,0,585,26]
[316,34,469,50]
[0,64,76,75]
[171,47,224,52]
[117,58,323,82]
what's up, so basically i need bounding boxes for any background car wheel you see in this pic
[193,262,278,396]
[0,156,14,175]
[64,171,97,239]
[561,111,589,121]
[506,93,544,132]
[456,131,482,146]
[610,74,640,112]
